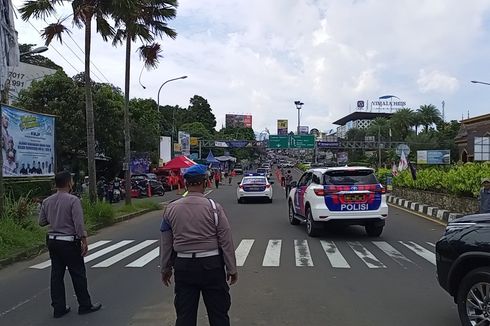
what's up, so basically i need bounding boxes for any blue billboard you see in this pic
[417,150,450,165]
[1,105,55,177]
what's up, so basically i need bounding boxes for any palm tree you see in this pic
[418,104,442,133]
[111,0,177,205]
[390,108,415,140]
[19,0,114,203]
[367,117,390,140]
[412,111,423,134]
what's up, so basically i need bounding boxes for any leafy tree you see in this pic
[366,118,390,140]
[110,0,177,204]
[187,95,216,132]
[179,122,213,140]
[129,98,160,154]
[19,0,115,202]
[390,108,415,140]
[418,104,442,133]
[19,44,62,70]
[216,127,256,140]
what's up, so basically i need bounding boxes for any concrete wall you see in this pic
[392,187,479,214]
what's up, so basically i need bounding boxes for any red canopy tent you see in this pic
[161,156,197,169]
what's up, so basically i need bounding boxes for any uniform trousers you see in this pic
[174,255,231,326]
[47,238,92,313]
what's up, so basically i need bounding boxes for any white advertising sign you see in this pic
[159,136,172,166]
[6,63,57,104]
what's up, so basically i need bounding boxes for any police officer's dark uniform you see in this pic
[160,165,238,326]
[39,171,101,318]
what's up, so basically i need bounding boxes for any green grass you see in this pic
[0,218,46,260]
[116,199,161,216]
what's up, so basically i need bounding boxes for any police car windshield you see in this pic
[323,170,378,185]
[257,168,267,173]
[242,177,267,185]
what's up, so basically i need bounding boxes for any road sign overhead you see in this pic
[290,135,315,148]
[268,135,289,148]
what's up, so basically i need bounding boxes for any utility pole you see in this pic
[378,125,382,168]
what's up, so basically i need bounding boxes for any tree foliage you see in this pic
[19,44,62,70]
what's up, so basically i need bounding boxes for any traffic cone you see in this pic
[147,181,152,197]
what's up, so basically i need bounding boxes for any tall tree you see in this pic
[179,122,213,140]
[418,104,442,133]
[390,108,415,140]
[19,0,115,202]
[111,0,177,205]
[188,95,216,132]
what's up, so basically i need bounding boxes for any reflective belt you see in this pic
[48,235,76,242]
[177,249,220,258]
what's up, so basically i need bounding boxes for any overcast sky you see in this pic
[11,0,490,134]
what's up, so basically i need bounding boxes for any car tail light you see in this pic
[314,189,326,196]
[374,185,386,194]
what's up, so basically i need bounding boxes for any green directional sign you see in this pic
[290,135,315,148]
[268,135,289,148]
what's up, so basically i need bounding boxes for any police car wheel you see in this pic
[365,224,383,237]
[237,198,243,204]
[306,209,321,237]
[289,202,300,225]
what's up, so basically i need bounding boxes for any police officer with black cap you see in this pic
[160,164,238,326]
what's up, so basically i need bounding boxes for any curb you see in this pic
[0,205,165,270]
[387,195,464,224]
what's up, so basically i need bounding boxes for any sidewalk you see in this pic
[387,194,464,224]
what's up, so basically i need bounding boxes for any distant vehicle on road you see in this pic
[233,168,243,175]
[436,213,490,326]
[237,174,274,203]
[288,167,388,237]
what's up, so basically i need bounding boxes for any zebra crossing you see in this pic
[29,239,437,271]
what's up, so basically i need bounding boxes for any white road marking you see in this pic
[92,240,157,268]
[262,240,282,267]
[83,240,134,263]
[204,190,214,197]
[372,241,413,267]
[399,241,436,265]
[426,242,436,247]
[126,247,160,268]
[348,241,386,268]
[320,240,350,268]
[235,239,255,266]
[29,240,112,269]
[294,240,314,267]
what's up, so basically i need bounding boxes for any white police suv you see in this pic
[237,174,274,203]
[288,167,388,237]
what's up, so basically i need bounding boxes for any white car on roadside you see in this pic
[288,167,388,237]
[237,174,274,203]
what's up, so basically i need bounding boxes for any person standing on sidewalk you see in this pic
[39,171,101,318]
[214,169,221,189]
[480,177,490,214]
[160,164,238,326]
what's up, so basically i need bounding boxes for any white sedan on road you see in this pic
[237,174,274,203]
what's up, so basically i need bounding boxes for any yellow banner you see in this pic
[190,137,199,146]
[174,143,181,152]
[277,119,288,129]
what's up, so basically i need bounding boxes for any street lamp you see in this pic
[20,46,48,56]
[156,75,188,156]
[471,80,490,86]
[294,100,304,135]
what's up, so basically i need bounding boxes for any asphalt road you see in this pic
[0,172,460,326]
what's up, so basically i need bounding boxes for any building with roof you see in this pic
[333,112,393,139]
[455,113,490,162]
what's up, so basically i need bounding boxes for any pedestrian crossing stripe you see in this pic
[28,239,437,270]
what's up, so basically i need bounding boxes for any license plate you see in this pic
[345,194,365,202]
[247,187,261,191]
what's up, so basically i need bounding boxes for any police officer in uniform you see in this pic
[39,171,101,318]
[160,164,238,326]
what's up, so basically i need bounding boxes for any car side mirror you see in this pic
[290,181,298,188]
[270,181,274,184]
[237,182,241,185]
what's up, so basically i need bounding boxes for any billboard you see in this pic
[178,131,190,156]
[159,136,171,165]
[130,152,151,174]
[1,105,55,177]
[277,119,288,135]
[6,63,57,104]
[225,114,253,128]
[299,126,309,135]
[417,150,450,165]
